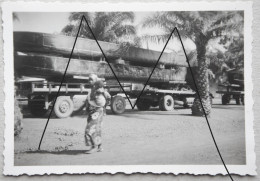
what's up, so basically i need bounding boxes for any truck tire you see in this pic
[222,94,230,105]
[136,98,151,111]
[54,96,74,118]
[210,96,213,106]
[29,95,47,117]
[183,98,191,108]
[111,95,126,114]
[235,97,241,105]
[209,93,214,106]
[159,95,174,111]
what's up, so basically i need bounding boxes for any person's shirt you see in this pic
[87,88,106,107]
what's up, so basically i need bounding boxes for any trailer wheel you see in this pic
[222,94,230,105]
[159,95,174,111]
[54,96,74,118]
[210,96,213,106]
[136,98,151,111]
[29,95,47,117]
[183,98,192,108]
[235,97,241,105]
[209,93,214,106]
[111,95,126,114]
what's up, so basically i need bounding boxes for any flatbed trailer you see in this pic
[216,84,244,105]
[106,82,196,114]
[16,80,196,118]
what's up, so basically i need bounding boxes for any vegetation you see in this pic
[143,11,243,116]
[62,12,140,47]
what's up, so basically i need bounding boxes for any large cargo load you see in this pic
[14,32,198,117]
[13,32,197,83]
[14,32,197,67]
[14,53,188,82]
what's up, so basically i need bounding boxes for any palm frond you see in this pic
[112,24,136,37]
[61,24,75,34]
[69,12,92,23]
[142,12,178,32]
[63,12,138,44]
[207,11,243,37]
[112,12,135,23]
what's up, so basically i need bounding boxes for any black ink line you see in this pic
[37,15,234,180]
[38,16,84,150]
[133,27,177,108]
[82,16,176,110]
[175,28,234,181]
[82,16,134,108]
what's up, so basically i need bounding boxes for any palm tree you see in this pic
[62,12,140,47]
[143,11,243,116]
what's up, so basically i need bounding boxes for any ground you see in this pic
[14,99,245,166]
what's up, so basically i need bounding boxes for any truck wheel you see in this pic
[159,95,174,111]
[54,96,74,118]
[222,94,230,105]
[183,98,191,108]
[29,95,47,117]
[235,97,241,105]
[111,95,126,114]
[150,101,159,107]
[136,98,151,111]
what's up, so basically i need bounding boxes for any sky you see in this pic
[13,12,197,52]
[14,12,70,34]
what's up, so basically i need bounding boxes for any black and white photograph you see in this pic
[2,1,255,176]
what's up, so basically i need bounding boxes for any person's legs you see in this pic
[85,114,96,149]
[96,109,104,152]
[85,108,103,154]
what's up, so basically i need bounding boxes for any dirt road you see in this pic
[14,99,245,166]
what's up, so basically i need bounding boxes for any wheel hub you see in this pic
[116,100,123,109]
[59,101,69,113]
[167,100,172,106]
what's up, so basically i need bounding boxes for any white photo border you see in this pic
[2,1,256,176]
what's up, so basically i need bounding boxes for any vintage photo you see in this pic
[2,1,255,175]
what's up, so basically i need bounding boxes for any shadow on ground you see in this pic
[24,150,88,155]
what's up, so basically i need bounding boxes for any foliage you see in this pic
[207,35,244,85]
[62,12,140,47]
[142,11,244,116]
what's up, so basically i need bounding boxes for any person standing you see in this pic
[84,74,110,154]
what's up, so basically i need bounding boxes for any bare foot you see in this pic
[85,147,98,154]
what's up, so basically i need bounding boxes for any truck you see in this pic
[16,77,196,118]
[216,68,244,105]
[14,31,198,118]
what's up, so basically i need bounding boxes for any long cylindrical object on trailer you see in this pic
[14,53,187,82]
[13,31,197,67]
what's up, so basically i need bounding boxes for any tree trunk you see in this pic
[191,38,211,116]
